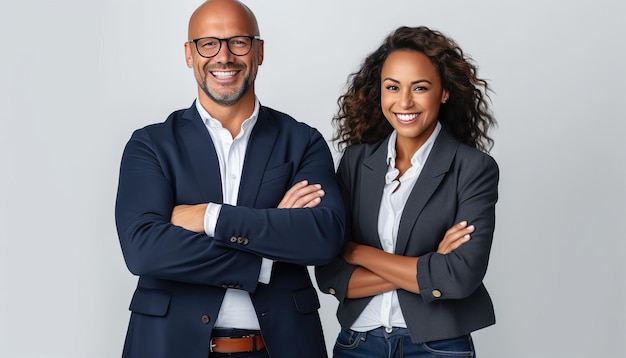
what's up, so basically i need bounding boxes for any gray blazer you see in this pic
[316,127,499,344]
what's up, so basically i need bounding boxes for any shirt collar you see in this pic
[385,121,442,175]
[195,97,260,137]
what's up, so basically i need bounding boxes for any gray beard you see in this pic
[201,75,253,106]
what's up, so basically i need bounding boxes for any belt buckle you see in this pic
[209,337,229,353]
[209,334,257,353]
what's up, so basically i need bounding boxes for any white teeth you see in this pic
[212,71,237,78]
[396,113,418,121]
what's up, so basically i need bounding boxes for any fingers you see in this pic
[437,221,475,254]
[278,180,325,209]
[445,221,474,236]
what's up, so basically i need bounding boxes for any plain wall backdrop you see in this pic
[1,0,625,357]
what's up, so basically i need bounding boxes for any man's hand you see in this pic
[278,180,325,209]
[171,204,208,233]
[437,221,474,254]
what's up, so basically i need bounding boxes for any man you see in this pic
[114,1,345,357]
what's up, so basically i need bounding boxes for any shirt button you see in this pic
[231,173,237,180]
[432,289,442,298]
[201,315,210,324]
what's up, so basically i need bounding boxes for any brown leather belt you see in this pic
[210,334,265,353]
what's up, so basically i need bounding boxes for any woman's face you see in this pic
[380,50,449,149]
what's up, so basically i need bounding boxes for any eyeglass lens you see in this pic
[195,36,254,58]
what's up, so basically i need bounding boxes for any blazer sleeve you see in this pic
[315,149,357,303]
[115,129,263,292]
[417,151,499,303]
[213,128,345,266]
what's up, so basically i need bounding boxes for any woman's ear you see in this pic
[441,89,450,103]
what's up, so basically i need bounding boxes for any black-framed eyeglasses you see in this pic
[188,35,261,58]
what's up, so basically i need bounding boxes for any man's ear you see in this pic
[184,42,194,68]
[257,39,264,66]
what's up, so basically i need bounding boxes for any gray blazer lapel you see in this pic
[395,128,458,255]
[357,138,390,250]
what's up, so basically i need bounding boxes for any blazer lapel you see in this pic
[395,128,458,255]
[357,138,390,249]
[179,104,223,203]
[238,106,280,207]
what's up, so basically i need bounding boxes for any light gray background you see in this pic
[1,0,624,357]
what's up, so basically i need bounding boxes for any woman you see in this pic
[316,26,498,357]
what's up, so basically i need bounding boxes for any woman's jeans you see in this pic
[333,327,475,358]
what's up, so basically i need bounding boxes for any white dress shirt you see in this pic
[351,122,441,332]
[195,99,273,330]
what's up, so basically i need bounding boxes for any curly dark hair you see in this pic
[334,26,496,152]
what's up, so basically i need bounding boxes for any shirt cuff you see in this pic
[205,202,272,283]
[259,258,274,284]
[204,203,222,237]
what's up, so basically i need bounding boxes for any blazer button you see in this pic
[201,315,210,324]
[432,289,442,298]
[242,238,249,245]
[230,236,237,243]
[328,288,336,295]
[237,237,244,244]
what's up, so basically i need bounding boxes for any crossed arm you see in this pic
[116,127,344,289]
[171,180,325,232]
[342,221,474,298]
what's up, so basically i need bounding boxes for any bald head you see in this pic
[188,0,260,40]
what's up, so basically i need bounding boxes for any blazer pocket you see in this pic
[292,286,321,314]
[261,162,293,184]
[129,287,171,317]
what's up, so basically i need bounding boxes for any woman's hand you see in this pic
[437,221,475,254]
[342,241,360,265]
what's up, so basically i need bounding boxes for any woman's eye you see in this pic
[385,85,399,91]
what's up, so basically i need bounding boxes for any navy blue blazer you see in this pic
[115,102,345,357]
[316,127,498,344]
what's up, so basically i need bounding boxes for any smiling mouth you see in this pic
[395,113,420,123]
[211,70,239,79]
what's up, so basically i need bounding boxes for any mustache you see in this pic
[204,63,246,71]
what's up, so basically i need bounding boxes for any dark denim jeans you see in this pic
[333,327,475,358]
